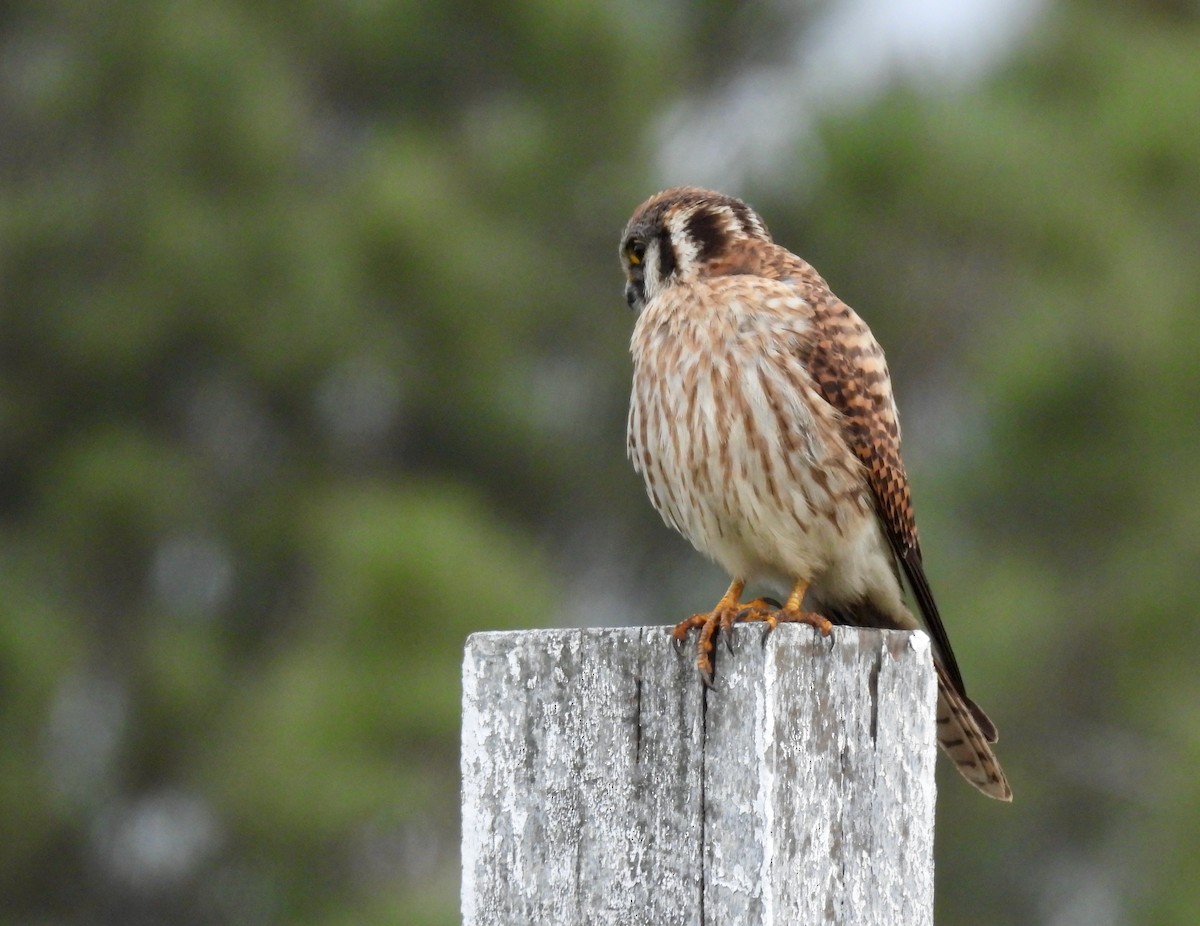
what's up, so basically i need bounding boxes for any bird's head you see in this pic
[618,187,772,314]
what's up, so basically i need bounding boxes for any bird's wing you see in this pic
[712,241,972,698]
[802,290,971,697]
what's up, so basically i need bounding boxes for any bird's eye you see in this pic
[628,240,646,266]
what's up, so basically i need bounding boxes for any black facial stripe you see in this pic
[729,201,756,236]
[656,232,677,280]
[685,208,726,261]
[625,279,643,310]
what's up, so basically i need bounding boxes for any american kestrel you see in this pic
[621,187,1011,800]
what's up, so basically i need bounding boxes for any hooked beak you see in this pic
[624,280,643,313]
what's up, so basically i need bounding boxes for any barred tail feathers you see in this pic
[934,661,1012,801]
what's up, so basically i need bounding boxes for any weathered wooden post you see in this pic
[461,624,937,925]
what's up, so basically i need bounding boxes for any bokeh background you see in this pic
[2,0,1199,923]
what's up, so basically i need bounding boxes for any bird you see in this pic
[620,186,1011,801]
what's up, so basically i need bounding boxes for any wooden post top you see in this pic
[462,624,936,926]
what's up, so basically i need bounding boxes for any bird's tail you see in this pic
[934,661,1012,801]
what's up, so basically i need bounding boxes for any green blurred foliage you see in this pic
[1,0,650,920]
[789,4,1200,921]
[1,0,1199,923]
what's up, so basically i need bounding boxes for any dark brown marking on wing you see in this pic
[707,239,971,698]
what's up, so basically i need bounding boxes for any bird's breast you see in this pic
[628,289,872,581]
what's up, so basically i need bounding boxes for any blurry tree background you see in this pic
[2,0,1198,923]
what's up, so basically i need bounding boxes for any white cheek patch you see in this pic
[665,210,702,273]
[642,238,668,302]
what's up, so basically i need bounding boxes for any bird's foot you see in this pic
[672,591,788,687]
[736,602,833,639]
[672,607,731,689]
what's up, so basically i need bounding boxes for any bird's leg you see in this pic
[672,578,747,688]
[737,579,833,637]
